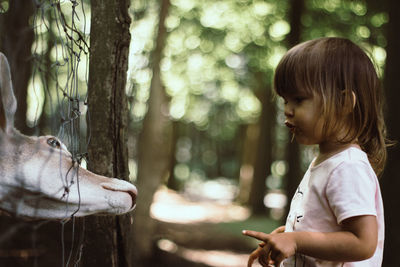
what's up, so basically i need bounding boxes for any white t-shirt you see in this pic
[283,147,384,267]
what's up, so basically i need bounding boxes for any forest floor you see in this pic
[151,188,280,267]
[0,187,280,267]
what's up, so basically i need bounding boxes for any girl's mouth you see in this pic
[285,121,296,133]
[285,121,296,142]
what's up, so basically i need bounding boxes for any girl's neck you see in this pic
[313,141,361,167]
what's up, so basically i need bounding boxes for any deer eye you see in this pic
[47,137,61,149]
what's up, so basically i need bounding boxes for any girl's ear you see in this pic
[0,52,17,134]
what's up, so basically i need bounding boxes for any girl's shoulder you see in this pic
[310,147,374,177]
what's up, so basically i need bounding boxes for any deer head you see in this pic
[0,52,137,219]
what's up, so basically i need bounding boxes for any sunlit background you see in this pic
[4,0,389,266]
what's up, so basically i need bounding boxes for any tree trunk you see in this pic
[237,123,259,205]
[248,77,276,215]
[381,1,400,266]
[133,0,172,265]
[0,0,34,134]
[82,0,132,266]
[166,120,179,190]
[282,0,304,222]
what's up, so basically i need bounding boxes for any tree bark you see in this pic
[133,0,172,264]
[82,0,132,266]
[381,1,400,266]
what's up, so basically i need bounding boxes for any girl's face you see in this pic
[282,91,325,146]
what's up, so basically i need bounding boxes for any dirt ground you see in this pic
[151,188,270,267]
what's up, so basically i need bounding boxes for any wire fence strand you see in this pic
[1,1,91,266]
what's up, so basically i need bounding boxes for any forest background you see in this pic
[0,0,399,267]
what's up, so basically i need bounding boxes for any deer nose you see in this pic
[101,179,138,209]
[127,184,137,209]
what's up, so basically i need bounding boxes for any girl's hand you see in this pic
[244,226,286,266]
[247,245,270,267]
[243,227,296,267]
[270,225,285,235]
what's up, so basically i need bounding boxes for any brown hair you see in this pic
[274,37,387,176]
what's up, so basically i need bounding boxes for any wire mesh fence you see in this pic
[0,1,92,266]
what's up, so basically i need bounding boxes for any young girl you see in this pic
[243,37,386,266]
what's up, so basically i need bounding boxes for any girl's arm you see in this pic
[243,215,377,266]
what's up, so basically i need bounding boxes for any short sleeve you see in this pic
[326,160,377,224]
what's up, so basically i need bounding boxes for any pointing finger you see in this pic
[242,230,269,242]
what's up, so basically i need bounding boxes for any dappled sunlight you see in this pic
[151,187,275,266]
[150,187,250,224]
[157,238,262,267]
[269,20,290,41]
[183,178,238,203]
[180,247,260,267]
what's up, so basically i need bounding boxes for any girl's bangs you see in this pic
[274,46,315,97]
[274,57,298,96]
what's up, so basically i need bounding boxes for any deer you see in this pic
[0,52,137,219]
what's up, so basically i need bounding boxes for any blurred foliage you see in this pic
[128,0,290,183]
[127,0,387,188]
[302,0,387,75]
[24,0,388,193]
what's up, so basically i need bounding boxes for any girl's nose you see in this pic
[284,103,294,117]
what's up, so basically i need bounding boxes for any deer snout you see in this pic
[100,179,138,209]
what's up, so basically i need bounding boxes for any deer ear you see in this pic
[0,52,17,134]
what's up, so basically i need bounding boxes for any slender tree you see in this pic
[81,0,133,266]
[381,0,400,266]
[248,72,276,214]
[237,122,259,204]
[282,0,304,221]
[133,0,173,264]
[166,120,180,191]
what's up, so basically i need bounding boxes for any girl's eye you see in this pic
[47,137,61,149]
[294,97,305,103]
